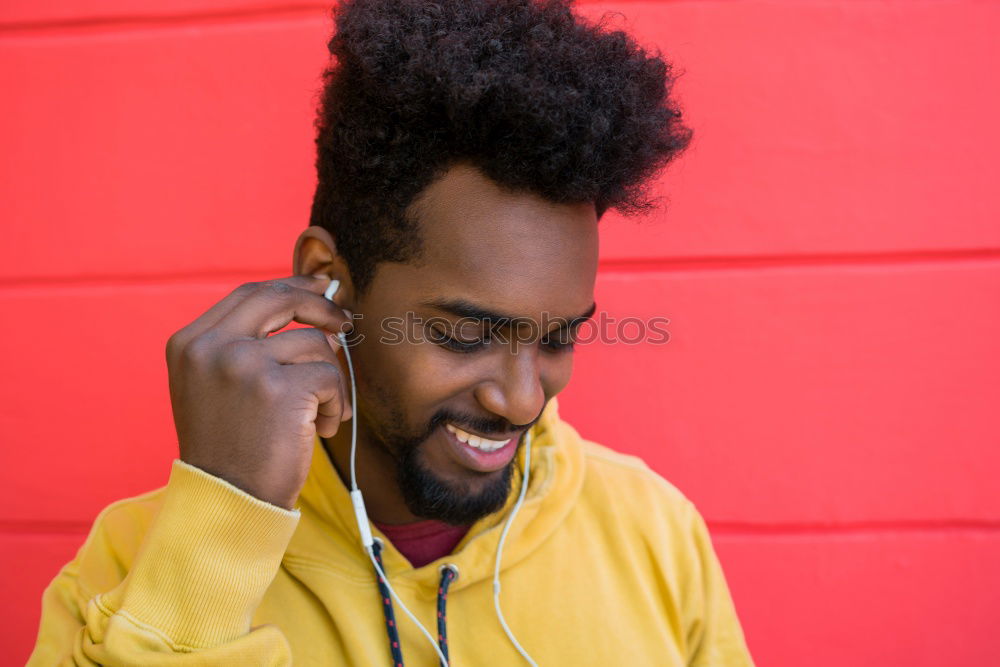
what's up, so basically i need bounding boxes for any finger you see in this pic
[278,349,352,423]
[281,361,351,434]
[261,328,352,420]
[171,275,332,350]
[210,277,351,341]
[262,327,340,365]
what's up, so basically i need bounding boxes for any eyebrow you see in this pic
[420,298,597,330]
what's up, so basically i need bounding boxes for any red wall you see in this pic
[3,1,999,664]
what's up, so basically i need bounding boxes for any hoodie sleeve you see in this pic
[682,500,755,667]
[27,460,300,666]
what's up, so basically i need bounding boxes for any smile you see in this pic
[445,423,512,452]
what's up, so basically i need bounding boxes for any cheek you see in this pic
[407,345,495,407]
[359,336,472,414]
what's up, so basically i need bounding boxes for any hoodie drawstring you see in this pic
[436,564,458,665]
[371,538,458,667]
[372,539,404,667]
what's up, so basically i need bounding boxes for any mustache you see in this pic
[426,408,542,441]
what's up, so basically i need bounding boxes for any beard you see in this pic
[357,372,544,524]
[378,407,521,525]
[398,435,516,525]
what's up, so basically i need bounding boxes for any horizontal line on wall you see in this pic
[2,246,999,293]
[4,517,1000,538]
[0,3,330,37]
[0,269,290,294]
[708,518,1000,537]
[0,0,634,37]
[597,247,1000,273]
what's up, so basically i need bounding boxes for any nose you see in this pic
[473,347,546,427]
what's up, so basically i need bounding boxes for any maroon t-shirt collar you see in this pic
[371,518,471,568]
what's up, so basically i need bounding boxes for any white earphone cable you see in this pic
[327,277,536,665]
[493,430,539,666]
[327,278,450,667]
[337,329,451,666]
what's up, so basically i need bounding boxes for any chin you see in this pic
[398,450,515,525]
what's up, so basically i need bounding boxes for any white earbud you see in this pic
[323,278,340,303]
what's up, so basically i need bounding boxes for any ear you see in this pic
[293,226,355,308]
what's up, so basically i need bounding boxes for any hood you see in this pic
[283,397,585,594]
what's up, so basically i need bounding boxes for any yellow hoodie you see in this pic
[28,399,754,666]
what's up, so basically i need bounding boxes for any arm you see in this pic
[683,501,756,667]
[30,275,349,664]
[28,460,299,666]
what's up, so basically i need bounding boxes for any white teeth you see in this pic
[446,423,470,443]
[446,423,510,452]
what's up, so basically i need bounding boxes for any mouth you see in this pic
[441,422,522,473]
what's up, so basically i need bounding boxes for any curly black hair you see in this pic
[309,0,692,291]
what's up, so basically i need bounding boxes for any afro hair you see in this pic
[309,0,692,291]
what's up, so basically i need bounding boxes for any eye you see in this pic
[429,324,490,353]
[540,328,576,352]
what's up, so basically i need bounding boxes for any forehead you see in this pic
[403,162,599,315]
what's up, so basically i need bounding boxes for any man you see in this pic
[30,0,754,664]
